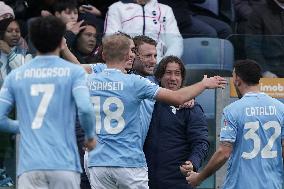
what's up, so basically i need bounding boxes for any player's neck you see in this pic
[106,61,126,73]
[37,49,60,56]
[242,85,260,96]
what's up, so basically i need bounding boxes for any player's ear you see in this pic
[234,76,241,87]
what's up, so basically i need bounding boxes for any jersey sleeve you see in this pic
[0,73,15,105]
[72,66,89,92]
[133,75,160,100]
[72,67,95,139]
[220,109,237,143]
[0,73,19,133]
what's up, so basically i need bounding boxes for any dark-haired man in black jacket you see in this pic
[144,56,209,189]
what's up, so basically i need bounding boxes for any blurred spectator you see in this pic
[0,18,32,87]
[54,0,79,24]
[77,0,117,18]
[159,0,232,38]
[0,1,14,21]
[24,0,56,18]
[53,0,86,48]
[245,0,284,78]
[0,2,27,49]
[144,56,209,189]
[77,0,118,36]
[105,0,183,62]
[234,0,266,33]
[71,21,100,64]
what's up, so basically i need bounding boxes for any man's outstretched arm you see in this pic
[186,141,233,187]
[156,75,227,105]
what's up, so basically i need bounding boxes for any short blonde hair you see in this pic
[102,34,130,62]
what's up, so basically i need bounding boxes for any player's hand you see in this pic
[41,10,52,17]
[202,75,227,89]
[66,20,86,35]
[180,161,194,176]
[179,99,195,109]
[186,171,201,187]
[84,138,96,152]
[79,5,102,16]
[0,40,11,54]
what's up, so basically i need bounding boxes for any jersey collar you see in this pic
[243,92,266,97]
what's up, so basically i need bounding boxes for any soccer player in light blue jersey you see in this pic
[0,16,96,189]
[187,59,284,189]
[86,34,226,189]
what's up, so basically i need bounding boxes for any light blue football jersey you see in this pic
[0,55,89,176]
[220,92,284,189]
[138,76,157,146]
[87,68,160,167]
[89,66,157,147]
[139,99,155,147]
[90,63,107,74]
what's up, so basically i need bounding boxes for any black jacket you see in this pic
[234,0,266,21]
[245,0,284,77]
[144,102,209,189]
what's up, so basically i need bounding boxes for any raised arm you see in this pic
[155,75,226,105]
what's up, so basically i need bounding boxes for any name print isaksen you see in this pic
[88,81,124,91]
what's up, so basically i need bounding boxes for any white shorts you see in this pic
[88,167,149,189]
[18,170,80,189]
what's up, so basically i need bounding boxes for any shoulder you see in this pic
[223,99,243,115]
[59,60,85,76]
[190,102,204,112]
[109,1,128,10]
[133,74,157,84]
[157,2,173,11]
[271,97,284,110]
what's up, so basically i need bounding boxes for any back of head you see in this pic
[102,34,130,62]
[53,0,77,14]
[133,35,157,49]
[29,16,66,54]
[234,59,262,85]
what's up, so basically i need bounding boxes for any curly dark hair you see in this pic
[155,55,186,86]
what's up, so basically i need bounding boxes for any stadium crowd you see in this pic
[0,0,283,189]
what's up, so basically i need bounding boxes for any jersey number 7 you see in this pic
[30,84,55,129]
